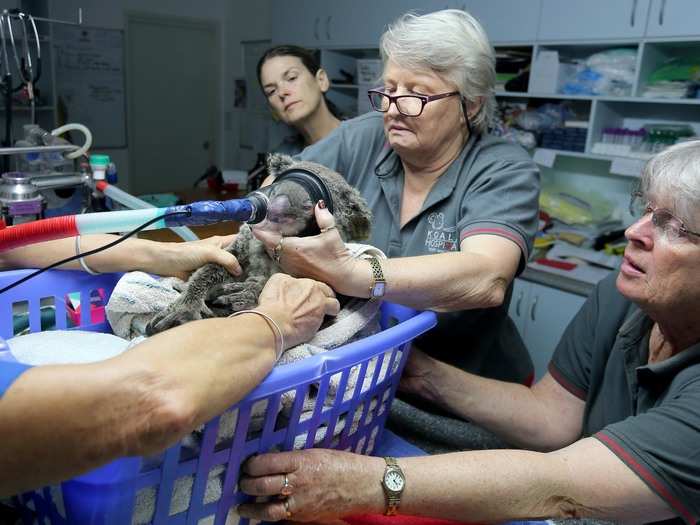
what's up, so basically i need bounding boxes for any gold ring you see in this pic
[281,473,292,496]
[283,498,292,519]
[320,225,336,233]
[272,238,284,264]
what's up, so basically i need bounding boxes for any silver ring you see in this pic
[320,225,336,233]
[281,473,291,495]
[272,238,284,264]
[283,498,292,519]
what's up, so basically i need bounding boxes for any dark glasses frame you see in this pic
[367,89,460,117]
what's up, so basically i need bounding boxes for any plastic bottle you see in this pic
[89,154,110,181]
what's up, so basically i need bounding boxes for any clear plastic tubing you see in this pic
[96,182,198,241]
[77,208,165,233]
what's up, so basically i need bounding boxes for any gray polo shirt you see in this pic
[299,112,540,383]
[273,133,305,156]
[550,272,700,524]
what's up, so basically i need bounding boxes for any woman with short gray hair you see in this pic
[251,9,541,453]
[380,9,496,135]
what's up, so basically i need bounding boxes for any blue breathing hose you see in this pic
[163,195,265,227]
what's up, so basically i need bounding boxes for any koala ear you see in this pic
[266,153,295,177]
[334,189,373,241]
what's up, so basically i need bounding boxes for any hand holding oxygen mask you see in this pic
[252,200,361,297]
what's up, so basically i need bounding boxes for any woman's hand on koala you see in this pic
[150,234,241,281]
[252,202,366,297]
[255,273,340,349]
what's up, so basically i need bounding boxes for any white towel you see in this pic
[106,274,184,340]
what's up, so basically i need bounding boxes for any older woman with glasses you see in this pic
[251,9,540,452]
[238,139,700,525]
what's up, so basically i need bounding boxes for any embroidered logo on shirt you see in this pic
[425,212,458,252]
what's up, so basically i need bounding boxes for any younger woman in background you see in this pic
[257,45,341,155]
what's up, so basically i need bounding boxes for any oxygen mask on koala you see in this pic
[246,168,335,237]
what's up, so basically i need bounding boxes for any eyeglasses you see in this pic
[629,191,700,242]
[367,89,460,117]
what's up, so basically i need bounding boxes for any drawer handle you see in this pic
[659,0,667,25]
[314,17,320,40]
[515,291,524,317]
[530,295,538,322]
[325,16,331,40]
[630,0,638,27]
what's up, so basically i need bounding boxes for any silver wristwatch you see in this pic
[381,456,405,515]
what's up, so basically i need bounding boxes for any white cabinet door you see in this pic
[340,0,409,48]
[538,0,650,40]
[523,282,587,381]
[271,0,326,47]
[271,1,416,49]
[330,0,444,48]
[646,0,700,38]
[508,278,531,338]
[463,0,541,43]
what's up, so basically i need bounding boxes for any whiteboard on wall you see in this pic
[53,26,127,148]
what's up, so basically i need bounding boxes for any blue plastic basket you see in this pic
[0,269,436,525]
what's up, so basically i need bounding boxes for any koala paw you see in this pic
[146,299,213,335]
[208,282,259,312]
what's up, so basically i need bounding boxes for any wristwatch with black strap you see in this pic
[381,456,405,515]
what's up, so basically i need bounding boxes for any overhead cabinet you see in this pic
[537,0,650,40]
[273,1,700,48]
[645,0,700,38]
[271,0,399,48]
[272,0,542,48]
[464,0,541,44]
[270,0,326,48]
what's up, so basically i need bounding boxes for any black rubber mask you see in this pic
[246,168,334,237]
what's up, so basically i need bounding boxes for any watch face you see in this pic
[385,470,405,492]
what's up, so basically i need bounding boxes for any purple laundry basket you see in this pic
[0,269,436,525]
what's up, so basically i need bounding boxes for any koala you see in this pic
[146,154,372,335]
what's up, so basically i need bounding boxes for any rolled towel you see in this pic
[106,272,184,340]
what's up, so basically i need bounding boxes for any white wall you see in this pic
[47,0,270,191]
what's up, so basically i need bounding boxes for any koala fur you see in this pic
[145,154,372,335]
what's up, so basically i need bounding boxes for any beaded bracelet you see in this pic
[75,235,100,275]
[228,309,285,360]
